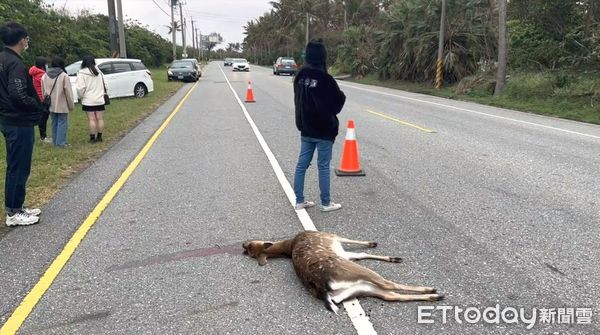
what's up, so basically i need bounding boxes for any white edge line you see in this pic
[218,65,378,335]
[338,82,600,140]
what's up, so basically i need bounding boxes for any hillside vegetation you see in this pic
[243,0,599,123]
[0,0,177,67]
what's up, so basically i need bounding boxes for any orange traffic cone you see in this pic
[335,119,365,176]
[245,81,256,103]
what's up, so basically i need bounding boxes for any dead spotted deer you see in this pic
[243,231,443,313]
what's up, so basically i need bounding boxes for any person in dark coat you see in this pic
[0,22,45,226]
[293,39,346,212]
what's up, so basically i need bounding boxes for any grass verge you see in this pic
[344,72,600,125]
[0,68,183,233]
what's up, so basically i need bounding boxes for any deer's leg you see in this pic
[368,288,444,302]
[370,276,437,294]
[343,251,402,263]
[337,237,378,248]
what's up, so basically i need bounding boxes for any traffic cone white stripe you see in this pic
[345,128,356,140]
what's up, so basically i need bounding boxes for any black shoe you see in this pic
[89,135,96,143]
[96,133,103,142]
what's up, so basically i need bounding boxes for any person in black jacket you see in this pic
[0,22,45,226]
[293,39,346,212]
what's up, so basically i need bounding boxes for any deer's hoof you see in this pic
[389,257,402,263]
[368,242,378,248]
[429,294,444,301]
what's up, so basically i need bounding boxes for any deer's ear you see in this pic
[263,242,274,249]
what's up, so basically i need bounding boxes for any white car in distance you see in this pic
[65,58,154,103]
[232,58,250,72]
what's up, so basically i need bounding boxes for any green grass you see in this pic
[346,72,600,125]
[0,68,183,223]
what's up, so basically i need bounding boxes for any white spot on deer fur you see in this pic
[331,283,377,304]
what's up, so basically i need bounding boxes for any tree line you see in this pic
[243,0,600,83]
[0,0,177,67]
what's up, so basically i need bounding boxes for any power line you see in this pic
[150,0,170,17]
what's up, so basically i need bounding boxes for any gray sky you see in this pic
[45,0,273,48]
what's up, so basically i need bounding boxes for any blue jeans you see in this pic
[0,124,34,215]
[293,136,334,206]
[51,113,68,147]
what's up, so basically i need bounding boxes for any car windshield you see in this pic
[233,59,248,63]
[282,59,295,65]
[65,61,82,76]
[170,61,192,68]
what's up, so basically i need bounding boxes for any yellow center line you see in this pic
[0,82,199,335]
[366,109,436,133]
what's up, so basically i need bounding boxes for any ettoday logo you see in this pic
[417,305,593,330]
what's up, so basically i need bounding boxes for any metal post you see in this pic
[171,0,177,61]
[435,0,447,89]
[305,12,310,46]
[116,0,127,58]
[179,1,186,57]
[107,0,119,57]
[190,19,196,58]
[343,1,348,31]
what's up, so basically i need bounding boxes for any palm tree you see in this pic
[165,21,181,34]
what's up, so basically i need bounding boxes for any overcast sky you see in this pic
[45,0,273,48]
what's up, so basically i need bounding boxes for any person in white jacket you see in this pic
[76,55,108,143]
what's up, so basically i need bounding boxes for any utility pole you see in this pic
[494,0,508,96]
[116,0,126,58]
[190,19,196,58]
[343,1,348,31]
[196,29,202,61]
[171,0,177,61]
[305,12,310,46]
[107,0,119,57]
[179,1,186,57]
[435,0,447,89]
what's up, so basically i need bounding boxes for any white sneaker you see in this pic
[6,211,40,227]
[320,202,342,212]
[41,137,52,144]
[295,201,315,210]
[23,208,42,216]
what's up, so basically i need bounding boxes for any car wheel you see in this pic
[134,83,148,98]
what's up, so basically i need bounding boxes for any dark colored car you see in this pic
[224,58,233,66]
[167,60,199,82]
[273,57,298,75]
[182,58,202,78]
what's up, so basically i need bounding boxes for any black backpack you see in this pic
[42,76,59,109]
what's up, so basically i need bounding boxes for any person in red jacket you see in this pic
[28,56,50,143]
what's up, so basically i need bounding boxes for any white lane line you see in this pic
[338,82,600,140]
[218,65,377,335]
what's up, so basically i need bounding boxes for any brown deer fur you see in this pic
[243,231,443,313]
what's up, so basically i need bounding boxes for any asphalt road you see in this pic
[1,61,599,335]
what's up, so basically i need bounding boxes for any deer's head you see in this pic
[242,240,274,266]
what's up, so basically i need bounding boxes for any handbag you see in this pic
[100,73,110,105]
[42,76,59,109]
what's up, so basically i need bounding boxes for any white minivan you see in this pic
[65,58,154,102]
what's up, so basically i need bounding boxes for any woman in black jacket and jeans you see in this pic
[293,39,346,212]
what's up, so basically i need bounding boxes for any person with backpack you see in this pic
[29,56,51,143]
[41,56,74,147]
[0,22,45,226]
[76,55,107,143]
